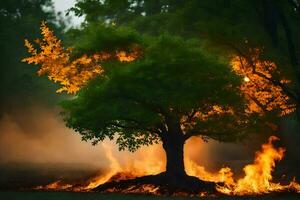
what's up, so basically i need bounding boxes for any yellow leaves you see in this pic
[194,105,234,121]
[116,50,139,62]
[180,105,234,132]
[92,52,111,61]
[22,22,140,94]
[24,39,37,56]
[22,21,101,94]
[231,49,296,116]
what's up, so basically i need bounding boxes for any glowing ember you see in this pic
[107,184,160,194]
[34,180,73,191]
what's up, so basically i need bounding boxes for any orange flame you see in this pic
[35,141,165,192]
[34,180,73,191]
[34,136,300,196]
[214,136,300,195]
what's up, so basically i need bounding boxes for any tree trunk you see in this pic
[95,121,217,194]
[161,130,186,179]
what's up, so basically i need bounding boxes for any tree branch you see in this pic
[107,118,163,139]
[229,43,300,104]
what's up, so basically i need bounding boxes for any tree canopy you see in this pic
[69,0,300,116]
[64,33,252,150]
[23,0,298,154]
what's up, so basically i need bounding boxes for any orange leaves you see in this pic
[22,22,140,94]
[193,105,234,121]
[22,22,104,94]
[180,105,234,134]
[116,50,139,62]
[24,39,37,55]
[231,49,296,116]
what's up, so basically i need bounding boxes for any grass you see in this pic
[1,191,300,200]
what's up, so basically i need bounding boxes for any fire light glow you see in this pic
[34,136,300,196]
[244,76,250,82]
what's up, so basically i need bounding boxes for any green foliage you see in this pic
[71,0,300,80]
[67,23,142,56]
[60,0,300,150]
[62,29,249,151]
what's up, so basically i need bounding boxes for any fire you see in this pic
[106,184,160,194]
[185,136,300,195]
[214,136,300,195]
[81,143,122,190]
[186,162,235,185]
[34,141,165,192]
[34,136,300,196]
[34,180,73,191]
[82,142,165,191]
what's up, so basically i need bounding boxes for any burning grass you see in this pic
[2,191,300,200]
[32,136,300,197]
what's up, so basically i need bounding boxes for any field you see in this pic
[1,191,300,200]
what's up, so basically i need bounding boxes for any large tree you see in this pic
[64,35,251,175]
[23,0,290,191]
[24,22,254,181]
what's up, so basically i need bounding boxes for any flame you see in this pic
[81,143,122,190]
[106,184,160,194]
[34,136,300,196]
[34,180,73,191]
[213,136,300,195]
[186,162,235,184]
[34,141,165,192]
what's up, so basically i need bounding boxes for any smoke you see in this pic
[0,104,256,166]
[0,104,299,189]
[0,105,108,168]
[0,105,252,169]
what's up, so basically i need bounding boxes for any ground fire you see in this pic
[34,136,300,196]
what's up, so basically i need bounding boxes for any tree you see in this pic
[23,0,289,191]
[24,21,258,191]
[63,34,248,177]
